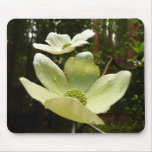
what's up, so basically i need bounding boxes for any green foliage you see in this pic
[128,40,144,54]
[126,40,144,67]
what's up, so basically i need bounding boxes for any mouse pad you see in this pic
[7,19,144,133]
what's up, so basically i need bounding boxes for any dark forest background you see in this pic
[7,19,144,133]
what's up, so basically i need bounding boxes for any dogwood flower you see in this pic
[19,52,131,125]
[33,29,95,55]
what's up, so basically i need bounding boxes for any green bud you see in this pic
[64,89,87,105]
[62,43,72,49]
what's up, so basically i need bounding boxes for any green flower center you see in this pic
[62,43,72,49]
[64,89,87,105]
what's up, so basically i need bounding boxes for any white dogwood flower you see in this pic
[19,52,131,125]
[33,29,95,55]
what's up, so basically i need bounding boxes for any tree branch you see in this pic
[87,124,105,133]
[112,58,137,70]
[71,122,76,133]
[102,57,113,76]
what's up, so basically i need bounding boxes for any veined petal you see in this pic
[33,43,61,54]
[19,77,59,105]
[33,53,68,95]
[72,29,95,43]
[72,40,89,47]
[44,97,104,125]
[45,33,71,47]
[64,52,100,92]
[86,71,132,114]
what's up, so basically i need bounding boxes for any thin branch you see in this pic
[102,57,113,76]
[112,58,137,70]
[71,122,76,133]
[87,124,105,133]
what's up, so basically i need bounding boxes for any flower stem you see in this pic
[87,124,105,133]
[102,57,113,76]
[71,122,76,133]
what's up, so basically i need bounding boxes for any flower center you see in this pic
[62,43,72,49]
[64,89,87,105]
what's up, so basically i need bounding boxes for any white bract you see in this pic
[19,52,131,125]
[33,29,95,55]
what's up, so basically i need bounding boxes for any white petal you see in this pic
[45,32,71,47]
[19,77,59,105]
[33,43,62,55]
[33,53,68,95]
[72,40,89,47]
[64,52,100,92]
[72,29,95,43]
[86,71,131,114]
[45,97,104,125]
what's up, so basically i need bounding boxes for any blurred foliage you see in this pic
[7,19,144,133]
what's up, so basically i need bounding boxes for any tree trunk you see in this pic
[92,19,100,53]
[108,20,113,49]
[127,19,140,58]
[25,20,34,78]
[7,21,20,87]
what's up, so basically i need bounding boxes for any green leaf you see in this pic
[33,53,68,95]
[44,97,104,125]
[19,77,59,105]
[86,71,131,114]
[64,52,100,92]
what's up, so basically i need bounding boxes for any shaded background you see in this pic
[7,19,144,133]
